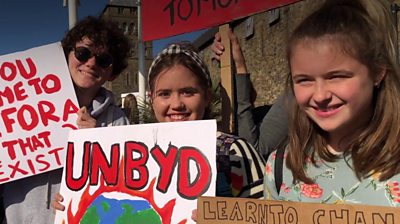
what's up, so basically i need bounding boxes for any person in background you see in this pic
[212,29,290,159]
[264,0,400,206]
[123,93,140,124]
[2,16,130,224]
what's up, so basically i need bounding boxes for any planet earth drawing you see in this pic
[79,195,162,224]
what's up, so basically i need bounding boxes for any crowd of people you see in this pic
[1,0,400,223]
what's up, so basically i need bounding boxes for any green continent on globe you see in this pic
[116,204,162,224]
[102,201,110,212]
[79,196,162,223]
[80,206,100,224]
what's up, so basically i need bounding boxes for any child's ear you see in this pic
[374,67,386,87]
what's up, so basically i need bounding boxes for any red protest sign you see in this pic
[55,121,217,224]
[142,0,302,41]
[0,43,79,184]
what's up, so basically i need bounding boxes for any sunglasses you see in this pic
[73,47,113,69]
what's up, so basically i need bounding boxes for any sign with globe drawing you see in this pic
[54,120,217,224]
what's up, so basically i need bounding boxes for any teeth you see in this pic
[81,70,97,78]
[170,115,186,120]
[320,107,337,112]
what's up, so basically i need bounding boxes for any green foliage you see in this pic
[209,80,222,122]
[137,99,157,124]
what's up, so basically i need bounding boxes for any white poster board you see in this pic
[0,42,79,184]
[55,120,217,224]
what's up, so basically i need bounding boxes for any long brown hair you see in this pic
[286,0,400,183]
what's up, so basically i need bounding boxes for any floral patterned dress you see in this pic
[264,150,400,207]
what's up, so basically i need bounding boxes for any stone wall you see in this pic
[101,5,153,106]
[201,0,398,107]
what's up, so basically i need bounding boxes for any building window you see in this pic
[126,72,131,86]
[145,46,152,59]
[130,8,136,15]
[130,43,136,57]
[129,23,136,35]
[122,22,128,35]
[118,7,124,14]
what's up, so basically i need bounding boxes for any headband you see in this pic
[148,44,212,88]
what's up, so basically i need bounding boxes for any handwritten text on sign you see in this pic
[198,196,400,224]
[55,121,217,224]
[0,43,79,184]
[142,0,302,41]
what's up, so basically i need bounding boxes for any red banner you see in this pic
[142,0,302,41]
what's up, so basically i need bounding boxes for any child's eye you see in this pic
[157,91,170,98]
[329,75,346,80]
[328,71,352,80]
[180,88,198,96]
[293,78,313,85]
[182,90,195,96]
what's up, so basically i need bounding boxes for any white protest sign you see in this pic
[55,120,217,224]
[0,42,79,184]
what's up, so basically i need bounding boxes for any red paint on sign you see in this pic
[142,0,302,41]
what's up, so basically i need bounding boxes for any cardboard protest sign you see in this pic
[55,120,217,224]
[0,43,79,184]
[142,0,302,41]
[198,196,400,223]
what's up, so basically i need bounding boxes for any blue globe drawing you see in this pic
[79,195,162,224]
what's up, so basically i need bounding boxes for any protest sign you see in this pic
[197,196,400,223]
[142,0,302,41]
[0,43,79,184]
[55,120,217,224]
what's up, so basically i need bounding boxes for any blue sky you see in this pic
[0,0,107,55]
[0,0,205,57]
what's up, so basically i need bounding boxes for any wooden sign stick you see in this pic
[219,24,235,134]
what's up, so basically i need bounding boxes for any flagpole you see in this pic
[137,0,147,122]
[67,0,78,29]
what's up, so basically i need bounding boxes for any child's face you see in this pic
[290,40,378,140]
[151,64,210,122]
[68,37,114,92]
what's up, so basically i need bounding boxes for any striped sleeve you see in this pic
[229,138,266,199]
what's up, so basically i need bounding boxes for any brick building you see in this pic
[101,0,153,106]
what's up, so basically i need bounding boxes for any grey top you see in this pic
[236,74,289,158]
[2,87,128,224]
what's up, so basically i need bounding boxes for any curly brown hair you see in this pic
[62,16,131,77]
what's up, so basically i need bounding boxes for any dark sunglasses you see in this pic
[73,47,113,69]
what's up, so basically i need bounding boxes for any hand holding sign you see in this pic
[76,107,96,129]
[212,28,247,74]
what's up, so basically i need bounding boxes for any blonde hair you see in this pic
[123,94,139,124]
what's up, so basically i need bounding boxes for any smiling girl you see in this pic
[264,0,400,206]
[148,42,266,198]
